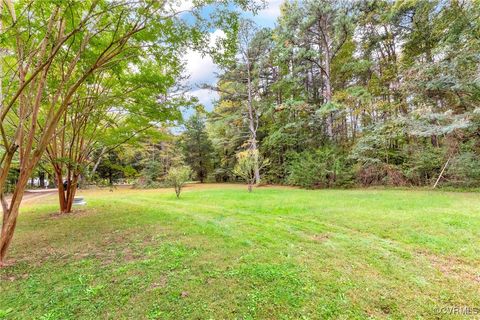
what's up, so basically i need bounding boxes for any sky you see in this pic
[182,0,284,112]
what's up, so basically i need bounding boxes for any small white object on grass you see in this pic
[73,197,86,206]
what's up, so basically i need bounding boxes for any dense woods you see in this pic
[204,0,480,188]
[83,0,480,190]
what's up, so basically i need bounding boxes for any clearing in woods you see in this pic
[1,184,479,319]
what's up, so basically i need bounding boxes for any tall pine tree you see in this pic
[180,114,214,183]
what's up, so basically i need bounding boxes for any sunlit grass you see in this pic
[1,184,479,319]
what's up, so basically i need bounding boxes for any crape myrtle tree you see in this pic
[0,0,258,266]
[46,58,185,214]
[0,0,159,265]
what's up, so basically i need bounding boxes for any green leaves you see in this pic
[165,165,192,197]
[316,101,341,116]
[287,147,353,188]
[180,113,214,183]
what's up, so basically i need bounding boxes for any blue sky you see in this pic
[181,0,283,112]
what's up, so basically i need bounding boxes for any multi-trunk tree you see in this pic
[46,57,185,213]
[0,0,253,266]
[0,0,160,265]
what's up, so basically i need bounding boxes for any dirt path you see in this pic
[23,190,57,202]
[5,189,57,206]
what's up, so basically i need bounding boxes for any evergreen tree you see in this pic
[180,114,214,183]
[207,0,480,189]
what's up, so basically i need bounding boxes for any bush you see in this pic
[233,150,268,192]
[286,147,354,189]
[446,152,480,187]
[356,163,406,186]
[402,145,445,186]
[165,166,192,198]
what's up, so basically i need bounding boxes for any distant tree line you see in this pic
[20,1,479,193]
[200,0,480,189]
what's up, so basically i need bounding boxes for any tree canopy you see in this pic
[0,0,256,265]
[206,0,480,189]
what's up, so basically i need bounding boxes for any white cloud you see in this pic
[183,29,225,110]
[184,50,218,84]
[189,88,219,110]
[168,0,194,14]
[259,0,283,18]
[244,0,283,27]
[209,29,227,46]
[183,29,225,84]
[178,0,194,11]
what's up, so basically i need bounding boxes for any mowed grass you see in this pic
[1,184,479,319]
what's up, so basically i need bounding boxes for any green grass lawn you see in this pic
[1,184,479,319]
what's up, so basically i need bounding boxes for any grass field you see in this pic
[1,184,479,319]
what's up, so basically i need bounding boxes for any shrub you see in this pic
[233,150,268,192]
[402,145,445,186]
[287,147,354,189]
[165,166,192,198]
[356,163,406,186]
[446,152,480,187]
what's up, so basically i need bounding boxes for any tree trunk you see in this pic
[246,60,261,185]
[0,171,30,265]
[319,18,334,140]
[175,185,180,198]
[54,169,79,214]
[39,171,45,188]
[65,175,78,213]
[250,139,261,185]
[90,146,106,177]
[55,169,68,213]
[323,49,333,139]
[199,160,205,183]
